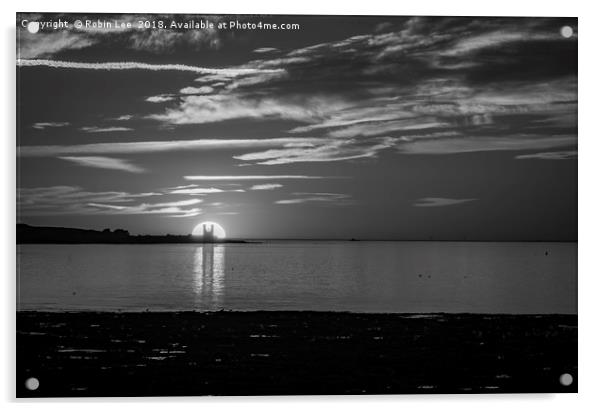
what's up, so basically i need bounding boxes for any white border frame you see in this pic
[3,1,599,409]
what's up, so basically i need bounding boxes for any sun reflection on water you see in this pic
[193,245,225,307]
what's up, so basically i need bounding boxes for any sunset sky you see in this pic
[17,14,577,240]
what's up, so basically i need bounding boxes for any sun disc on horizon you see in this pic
[192,221,227,239]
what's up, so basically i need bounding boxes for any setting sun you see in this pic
[192,221,227,239]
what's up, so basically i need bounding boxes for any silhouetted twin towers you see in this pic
[201,223,216,243]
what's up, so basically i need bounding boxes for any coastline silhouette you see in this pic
[16,223,249,244]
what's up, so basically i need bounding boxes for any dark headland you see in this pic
[17,311,576,397]
[16,224,251,244]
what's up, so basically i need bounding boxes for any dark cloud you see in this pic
[413,197,477,207]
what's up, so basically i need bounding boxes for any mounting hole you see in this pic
[559,373,573,386]
[25,377,39,391]
[560,26,573,38]
[26,21,40,34]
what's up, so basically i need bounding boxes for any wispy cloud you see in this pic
[147,93,334,125]
[250,183,283,190]
[18,186,160,215]
[287,107,412,134]
[17,185,203,217]
[413,197,477,207]
[166,211,204,218]
[399,135,576,155]
[253,47,280,54]
[17,14,230,59]
[58,156,146,173]
[18,132,577,166]
[18,138,322,157]
[184,175,329,181]
[169,187,225,195]
[515,150,577,160]
[276,192,352,205]
[17,59,281,76]
[18,185,151,204]
[126,22,221,53]
[439,30,555,57]
[32,122,70,130]
[80,126,133,133]
[163,183,247,196]
[327,119,448,138]
[86,198,203,216]
[18,30,95,59]
[233,137,397,165]
[179,86,214,95]
[112,114,133,121]
[146,95,175,103]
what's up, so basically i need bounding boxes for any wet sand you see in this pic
[17,311,577,397]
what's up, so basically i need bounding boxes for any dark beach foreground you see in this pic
[17,311,577,397]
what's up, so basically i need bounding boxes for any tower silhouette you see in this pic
[202,223,215,242]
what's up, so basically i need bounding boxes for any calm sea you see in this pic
[17,242,577,314]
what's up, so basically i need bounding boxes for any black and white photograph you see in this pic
[16,12,577,397]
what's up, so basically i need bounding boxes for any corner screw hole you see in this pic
[25,377,39,391]
[559,373,573,386]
